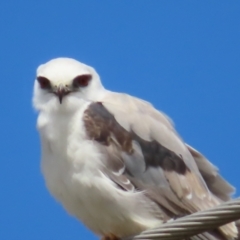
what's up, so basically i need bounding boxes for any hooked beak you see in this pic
[54,85,70,104]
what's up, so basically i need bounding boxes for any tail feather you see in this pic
[235,220,240,240]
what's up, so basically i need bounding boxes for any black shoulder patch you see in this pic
[84,102,133,154]
[84,102,189,175]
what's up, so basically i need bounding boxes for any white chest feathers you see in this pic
[38,103,100,199]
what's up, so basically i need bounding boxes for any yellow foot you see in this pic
[101,233,120,240]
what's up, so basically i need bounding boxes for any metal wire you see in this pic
[123,198,240,240]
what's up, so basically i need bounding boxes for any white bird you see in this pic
[33,58,238,240]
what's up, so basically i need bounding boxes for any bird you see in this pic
[33,57,238,240]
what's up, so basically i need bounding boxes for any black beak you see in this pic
[55,86,70,104]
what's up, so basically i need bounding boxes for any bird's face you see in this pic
[33,58,105,111]
[36,70,92,105]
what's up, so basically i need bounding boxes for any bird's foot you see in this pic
[101,233,120,240]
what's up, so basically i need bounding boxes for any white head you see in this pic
[33,58,106,112]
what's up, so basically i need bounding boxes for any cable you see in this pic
[123,198,240,240]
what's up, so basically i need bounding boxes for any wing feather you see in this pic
[83,93,237,238]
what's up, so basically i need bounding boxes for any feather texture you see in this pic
[34,58,237,240]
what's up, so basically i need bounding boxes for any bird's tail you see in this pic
[235,220,240,240]
[196,219,240,240]
[190,225,239,240]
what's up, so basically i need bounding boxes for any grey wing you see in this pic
[186,144,235,201]
[101,93,234,206]
[83,93,236,237]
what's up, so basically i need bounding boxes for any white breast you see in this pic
[37,101,162,237]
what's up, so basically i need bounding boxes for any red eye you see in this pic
[37,76,51,89]
[72,74,92,88]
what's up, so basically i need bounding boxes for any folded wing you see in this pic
[83,92,237,239]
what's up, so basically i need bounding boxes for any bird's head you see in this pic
[33,58,105,111]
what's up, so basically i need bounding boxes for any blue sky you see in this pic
[0,1,240,240]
